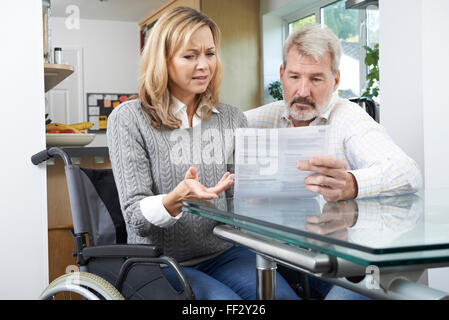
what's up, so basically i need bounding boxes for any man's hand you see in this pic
[297,155,358,202]
[305,201,359,241]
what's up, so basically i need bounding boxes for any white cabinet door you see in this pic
[47,47,84,124]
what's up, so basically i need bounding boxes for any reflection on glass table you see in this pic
[182,191,449,267]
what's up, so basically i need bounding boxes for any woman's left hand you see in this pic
[207,171,235,195]
[184,166,234,195]
[163,167,234,216]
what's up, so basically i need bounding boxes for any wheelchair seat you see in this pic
[32,147,194,300]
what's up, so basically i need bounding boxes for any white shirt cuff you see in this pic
[139,194,183,228]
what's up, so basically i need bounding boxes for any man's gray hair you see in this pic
[283,24,342,74]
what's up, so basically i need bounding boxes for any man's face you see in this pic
[280,49,340,122]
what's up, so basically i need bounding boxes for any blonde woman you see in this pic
[107,7,298,299]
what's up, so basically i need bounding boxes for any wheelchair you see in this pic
[32,147,194,300]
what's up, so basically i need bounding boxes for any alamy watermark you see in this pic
[64,264,81,286]
[65,5,80,30]
[365,265,380,290]
[168,125,279,175]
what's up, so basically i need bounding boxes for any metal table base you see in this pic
[213,225,449,300]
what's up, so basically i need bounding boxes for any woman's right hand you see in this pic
[162,166,234,216]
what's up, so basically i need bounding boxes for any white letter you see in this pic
[201,128,223,165]
[192,122,202,165]
[365,265,380,290]
[65,5,80,30]
[259,129,278,175]
[223,128,235,164]
[238,128,257,165]
[169,130,190,165]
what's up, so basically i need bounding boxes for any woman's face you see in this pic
[167,26,217,102]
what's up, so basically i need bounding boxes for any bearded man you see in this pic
[245,25,421,202]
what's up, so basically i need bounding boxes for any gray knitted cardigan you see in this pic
[107,99,248,264]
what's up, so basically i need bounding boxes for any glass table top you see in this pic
[182,189,449,267]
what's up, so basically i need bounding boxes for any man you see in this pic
[245,24,422,300]
[246,25,421,202]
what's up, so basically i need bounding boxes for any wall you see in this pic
[0,0,48,299]
[202,0,261,110]
[380,0,449,293]
[379,0,424,176]
[421,0,449,190]
[51,17,140,146]
[381,0,449,187]
[421,0,449,293]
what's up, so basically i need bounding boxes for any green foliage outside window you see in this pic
[362,43,379,98]
[322,0,359,42]
[289,14,316,33]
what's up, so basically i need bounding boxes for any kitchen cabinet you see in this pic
[139,0,261,111]
[44,63,74,92]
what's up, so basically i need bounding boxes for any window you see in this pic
[289,14,316,34]
[321,1,361,98]
[284,0,379,99]
[367,7,379,47]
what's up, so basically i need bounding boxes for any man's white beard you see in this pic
[288,105,320,121]
[288,91,334,121]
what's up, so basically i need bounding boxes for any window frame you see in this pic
[282,0,374,99]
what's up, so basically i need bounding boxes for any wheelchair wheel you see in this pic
[40,272,125,300]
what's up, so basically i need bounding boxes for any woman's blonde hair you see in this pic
[139,6,223,130]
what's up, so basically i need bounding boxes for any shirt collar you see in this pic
[281,103,289,121]
[281,92,338,124]
[171,95,220,116]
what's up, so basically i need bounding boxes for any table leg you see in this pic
[256,254,277,300]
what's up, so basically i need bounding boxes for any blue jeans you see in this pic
[277,266,370,300]
[162,246,299,300]
[308,275,371,300]
[324,284,371,300]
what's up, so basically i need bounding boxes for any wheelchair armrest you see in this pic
[82,244,162,259]
[83,245,195,299]
[115,256,195,300]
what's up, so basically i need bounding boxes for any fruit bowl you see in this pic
[46,133,95,147]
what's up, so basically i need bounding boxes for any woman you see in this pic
[107,6,298,300]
